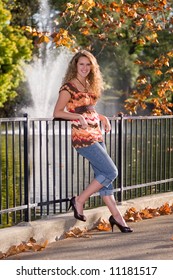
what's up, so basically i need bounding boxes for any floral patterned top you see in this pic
[59,82,103,148]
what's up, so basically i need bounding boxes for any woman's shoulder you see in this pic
[60,81,78,94]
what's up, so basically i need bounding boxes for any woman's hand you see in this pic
[99,115,111,133]
[79,115,88,129]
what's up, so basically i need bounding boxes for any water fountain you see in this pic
[23,0,72,118]
[20,0,74,211]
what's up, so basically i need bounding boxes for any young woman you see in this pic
[53,50,133,233]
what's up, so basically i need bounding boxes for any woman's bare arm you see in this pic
[99,114,111,133]
[53,90,88,129]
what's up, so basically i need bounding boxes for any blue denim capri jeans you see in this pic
[76,142,118,196]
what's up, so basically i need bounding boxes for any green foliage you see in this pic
[5,0,39,26]
[0,0,32,110]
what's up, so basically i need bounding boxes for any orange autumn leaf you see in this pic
[41,239,49,248]
[167,51,173,58]
[31,240,49,251]
[137,75,148,84]
[37,35,50,44]
[1,238,48,259]
[155,70,162,75]
[123,207,141,222]
[29,237,37,243]
[81,0,95,11]
[80,28,90,35]
[133,212,143,221]
[5,245,20,257]
[148,208,160,217]
[17,243,28,252]
[128,207,137,213]
[110,2,121,12]
[166,68,173,74]
[134,59,144,65]
[136,38,146,45]
[140,208,153,219]
[159,203,172,215]
[97,219,111,231]
[64,227,91,238]
[21,25,32,33]
[124,213,135,222]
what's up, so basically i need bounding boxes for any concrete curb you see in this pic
[0,192,173,253]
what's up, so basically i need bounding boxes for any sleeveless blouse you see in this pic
[59,82,103,148]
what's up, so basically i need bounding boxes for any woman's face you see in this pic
[76,56,91,78]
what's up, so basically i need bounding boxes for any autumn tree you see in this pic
[61,0,173,115]
[3,0,173,116]
[0,0,32,116]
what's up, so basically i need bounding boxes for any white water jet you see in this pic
[24,48,71,118]
[23,0,72,118]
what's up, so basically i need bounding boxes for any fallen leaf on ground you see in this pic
[64,227,92,238]
[147,208,160,217]
[124,203,172,222]
[140,208,153,219]
[0,237,48,259]
[159,203,172,215]
[96,218,111,231]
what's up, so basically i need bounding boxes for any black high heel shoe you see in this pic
[109,215,133,233]
[68,197,86,222]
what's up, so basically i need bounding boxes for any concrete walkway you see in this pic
[1,192,173,260]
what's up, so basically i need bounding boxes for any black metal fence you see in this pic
[0,114,173,228]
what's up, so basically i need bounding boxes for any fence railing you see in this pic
[0,114,173,228]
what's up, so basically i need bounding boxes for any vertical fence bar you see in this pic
[31,121,36,218]
[65,121,69,210]
[124,119,128,199]
[5,123,9,224]
[155,119,158,192]
[149,119,153,194]
[118,113,124,202]
[12,121,16,222]
[129,120,133,194]
[71,142,74,197]
[52,120,56,214]
[39,120,43,215]
[140,119,144,194]
[164,119,167,192]
[77,153,80,196]
[46,120,50,215]
[159,119,163,192]
[59,120,62,212]
[23,113,30,222]
[145,119,148,195]
[18,121,23,220]
[135,119,138,197]
[114,119,119,194]
[168,118,172,191]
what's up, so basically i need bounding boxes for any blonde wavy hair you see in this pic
[62,50,104,99]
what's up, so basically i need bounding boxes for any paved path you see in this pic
[6,214,173,260]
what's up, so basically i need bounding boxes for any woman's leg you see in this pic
[75,178,102,215]
[74,142,132,231]
[75,142,117,215]
[102,195,128,227]
[86,143,127,226]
